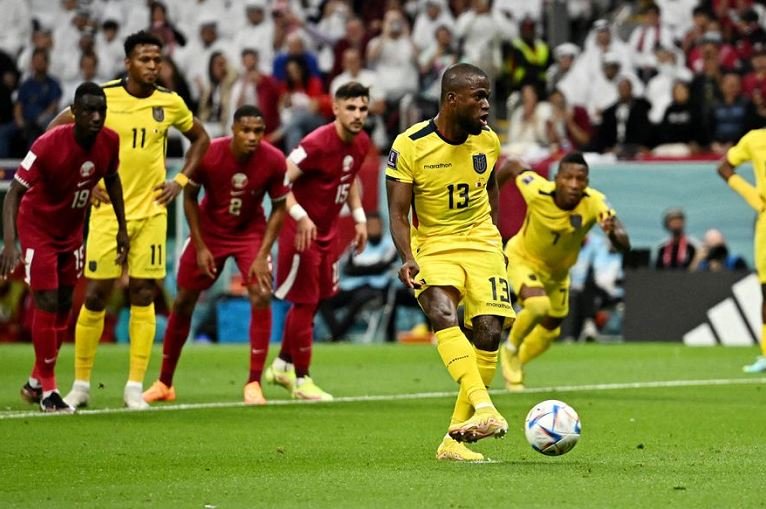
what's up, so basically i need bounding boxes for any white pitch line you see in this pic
[2,376,765,421]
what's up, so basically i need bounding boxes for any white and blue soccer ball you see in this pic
[524,399,581,456]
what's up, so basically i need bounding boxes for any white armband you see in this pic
[289,203,308,221]
[352,207,367,224]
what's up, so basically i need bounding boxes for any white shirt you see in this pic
[234,21,275,75]
[0,0,31,57]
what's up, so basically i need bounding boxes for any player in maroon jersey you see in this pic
[266,81,371,401]
[0,82,128,413]
[142,105,289,405]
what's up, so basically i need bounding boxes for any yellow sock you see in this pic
[509,295,550,349]
[74,307,105,382]
[519,326,559,365]
[436,326,491,409]
[449,347,498,425]
[128,304,155,383]
[761,324,766,356]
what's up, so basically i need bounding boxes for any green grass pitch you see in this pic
[1,342,764,508]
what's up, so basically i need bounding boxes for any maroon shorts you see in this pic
[274,227,338,305]
[19,233,83,291]
[176,235,264,291]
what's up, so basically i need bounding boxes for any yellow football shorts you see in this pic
[85,213,167,279]
[506,250,570,318]
[755,213,766,283]
[414,248,515,328]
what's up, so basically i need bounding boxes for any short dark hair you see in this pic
[334,81,369,101]
[241,48,259,58]
[440,63,488,102]
[123,30,163,57]
[559,152,588,171]
[233,104,263,122]
[74,81,106,104]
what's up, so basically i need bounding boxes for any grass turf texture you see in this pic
[0,343,764,508]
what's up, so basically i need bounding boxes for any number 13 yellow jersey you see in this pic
[386,119,502,257]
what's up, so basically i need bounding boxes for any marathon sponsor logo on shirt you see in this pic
[472,153,487,174]
[387,149,399,169]
[288,145,308,166]
[20,151,36,170]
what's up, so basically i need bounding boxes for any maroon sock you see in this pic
[248,306,271,383]
[287,302,317,378]
[55,310,71,352]
[32,307,59,392]
[278,306,294,364]
[159,312,191,387]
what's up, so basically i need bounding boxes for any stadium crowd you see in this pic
[3,0,766,160]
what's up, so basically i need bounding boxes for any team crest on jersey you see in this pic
[387,149,399,169]
[472,154,487,174]
[80,161,95,177]
[342,155,354,172]
[570,214,583,228]
[152,106,164,122]
[231,173,248,189]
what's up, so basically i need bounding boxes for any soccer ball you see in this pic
[524,399,581,456]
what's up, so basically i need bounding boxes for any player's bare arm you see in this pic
[284,159,316,252]
[103,172,130,265]
[599,215,631,253]
[154,118,210,206]
[183,182,216,278]
[250,197,287,293]
[717,157,764,212]
[386,178,420,289]
[0,180,26,278]
[495,156,530,189]
[46,108,75,130]
[346,177,367,254]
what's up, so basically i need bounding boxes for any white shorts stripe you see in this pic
[274,254,301,300]
[23,248,34,285]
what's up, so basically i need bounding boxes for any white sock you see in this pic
[42,389,56,399]
[125,381,142,391]
[28,377,41,389]
[273,357,293,372]
[73,379,90,390]
[295,376,306,387]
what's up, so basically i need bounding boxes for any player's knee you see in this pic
[472,316,503,351]
[128,280,155,307]
[541,316,563,331]
[524,295,551,319]
[427,301,458,330]
[32,291,58,313]
[84,280,113,311]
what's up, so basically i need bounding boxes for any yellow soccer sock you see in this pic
[761,325,766,356]
[509,295,550,349]
[74,307,105,382]
[449,347,499,425]
[128,304,155,383]
[449,388,472,426]
[519,326,559,365]
[436,326,492,409]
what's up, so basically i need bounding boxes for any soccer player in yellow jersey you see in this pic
[50,31,210,409]
[496,153,630,391]
[387,63,515,462]
[717,130,766,373]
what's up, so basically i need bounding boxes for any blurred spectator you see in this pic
[681,6,714,57]
[689,33,726,126]
[176,16,234,101]
[688,30,740,74]
[235,0,276,75]
[0,50,19,158]
[13,48,61,150]
[149,0,187,57]
[655,80,708,154]
[692,228,748,271]
[571,18,634,97]
[367,9,418,103]
[646,46,692,124]
[744,88,766,131]
[656,0,698,43]
[0,0,32,58]
[302,0,354,75]
[545,88,592,152]
[493,0,543,25]
[96,19,125,80]
[655,208,697,270]
[742,44,766,98]
[410,25,457,122]
[412,0,455,52]
[546,43,579,95]
[500,16,551,99]
[53,7,93,77]
[158,55,196,112]
[732,8,766,62]
[454,0,503,85]
[229,49,281,135]
[710,72,748,154]
[61,52,101,106]
[594,76,652,157]
[317,213,398,341]
[273,32,321,83]
[627,3,674,82]
[197,51,238,137]
[330,16,371,80]
[505,84,551,158]
[269,55,330,152]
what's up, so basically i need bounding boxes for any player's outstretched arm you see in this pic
[46,108,74,130]
[599,215,631,253]
[0,181,26,279]
[717,158,764,212]
[386,178,420,289]
[495,156,530,189]
[183,183,216,278]
[250,198,287,293]
[103,172,130,265]
[346,177,367,254]
[155,118,210,206]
